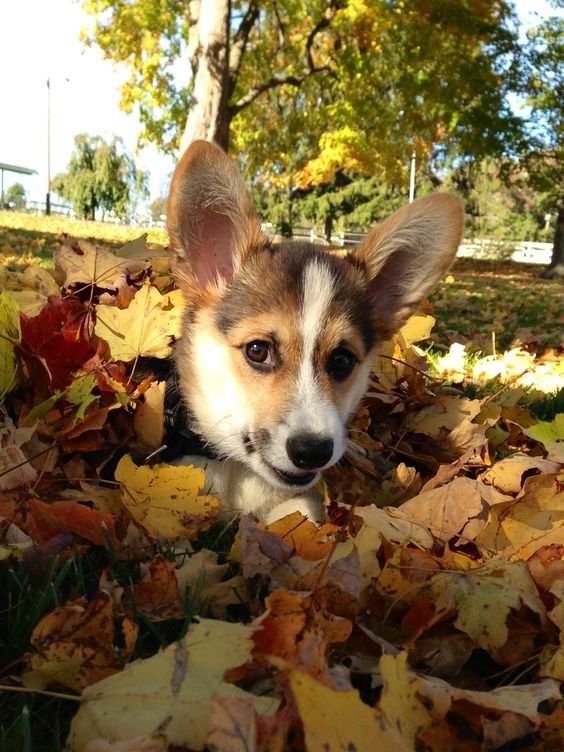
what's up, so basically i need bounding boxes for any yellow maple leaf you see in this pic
[524,415,564,463]
[0,291,21,396]
[430,559,547,654]
[287,667,405,752]
[380,652,433,748]
[94,282,183,361]
[115,455,221,540]
[27,594,137,692]
[67,619,277,752]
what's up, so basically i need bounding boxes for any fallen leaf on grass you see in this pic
[0,290,21,395]
[238,515,293,579]
[132,380,165,449]
[27,593,137,691]
[20,296,95,390]
[67,619,277,752]
[478,472,564,558]
[82,737,167,752]
[398,476,510,544]
[523,415,564,462]
[207,694,258,752]
[0,441,38,490]
[430,559,546,656]
[55,238,147,293]
[407,397,482,438]
[379,651,433,749]
[94,282,183,361]
[479,454,561,494]
[353,504,434,548]
[267,511,338,560]
[380,650,561,750]
[253,590,351,677]
[26,499,117,546]
[115,454,220,540]
[286,667,405,752]
[175,549,245,619]
[133,555,184,621]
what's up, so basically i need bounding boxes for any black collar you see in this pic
[160,364,217,462]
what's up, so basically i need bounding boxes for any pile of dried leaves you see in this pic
[0,236,563,751]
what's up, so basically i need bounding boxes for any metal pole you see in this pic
[408,150,416,203]
[46,78,51,215]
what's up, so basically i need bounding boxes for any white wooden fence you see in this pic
[285,226,553,265]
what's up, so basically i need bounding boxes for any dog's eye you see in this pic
[327,347,357,381]
[244,340,273,369]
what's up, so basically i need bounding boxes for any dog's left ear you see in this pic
[349,194,464,338]
[167,140,264,289]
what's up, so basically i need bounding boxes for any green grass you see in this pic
[429,258,563,354]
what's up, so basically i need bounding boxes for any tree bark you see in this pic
[542,206,564,279]
[180,0,232,154]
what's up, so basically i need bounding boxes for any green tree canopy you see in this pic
[4,183,26,210]
[52,135,148,221]
[82,0,526,189]
[522,3,564,276]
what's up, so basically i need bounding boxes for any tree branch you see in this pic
[230,1,343,116]
[230,2,260,79]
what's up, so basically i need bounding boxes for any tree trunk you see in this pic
[180,0,232,154]
[324,213,333,243]
[542,206,564,279]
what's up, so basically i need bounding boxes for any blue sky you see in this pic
[0,0,560,207]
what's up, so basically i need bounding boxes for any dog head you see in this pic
[167,141,463,492]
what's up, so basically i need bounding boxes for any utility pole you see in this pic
[408,150,416,203]
[46,77,51,215]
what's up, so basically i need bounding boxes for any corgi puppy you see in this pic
[167,141,463,523]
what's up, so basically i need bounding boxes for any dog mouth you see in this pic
[262,461,317,487]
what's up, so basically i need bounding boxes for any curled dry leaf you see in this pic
[523,415,564,463]
[253,590,351,678]
[55,238,148,293]
[175,549,245,619]
[132,555,184,621]
[477,471,564,559]
[479,453,562,494]
[27,592,137,692]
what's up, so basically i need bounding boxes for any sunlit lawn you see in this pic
[0,210,167,269]
[1,210,562,355]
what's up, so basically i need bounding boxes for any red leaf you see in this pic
[26,499,117,546]
[20,297,95,390]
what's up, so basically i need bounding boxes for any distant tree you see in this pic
[52,135,148,221]
[149,196,168,222]
[4,183,26,209]
[444,158,545,242]
[523,9,564,277]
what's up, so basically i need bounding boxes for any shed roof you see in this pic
[0,163,37,175]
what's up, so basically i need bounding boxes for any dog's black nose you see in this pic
[286,435,334,470]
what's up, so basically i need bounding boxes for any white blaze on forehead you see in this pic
[301,259,335,362]
[289,259,342,443]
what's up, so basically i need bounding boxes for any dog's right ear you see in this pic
[167,140,264,290]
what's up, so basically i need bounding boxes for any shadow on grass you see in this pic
[430,258,563,353]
